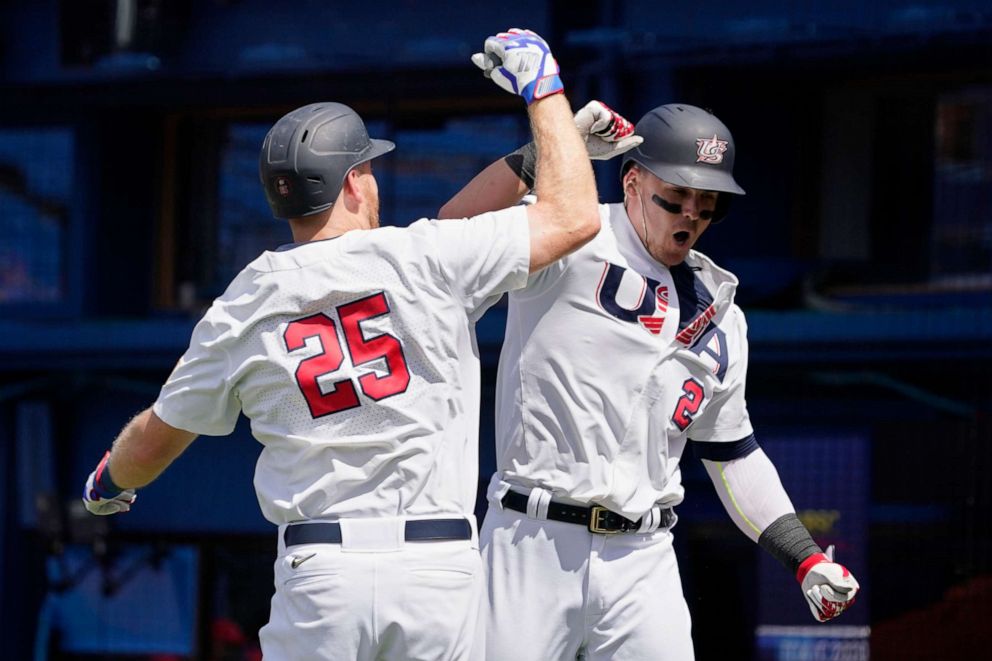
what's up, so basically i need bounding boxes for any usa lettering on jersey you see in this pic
[688,325,729,382]
[592,260,735,384]
[595,262,669,335]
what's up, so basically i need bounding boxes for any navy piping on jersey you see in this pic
[670,262,713,331]
[689,434,759,462]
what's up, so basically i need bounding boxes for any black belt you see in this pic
[284,518,472,547]
[501,490,674,534]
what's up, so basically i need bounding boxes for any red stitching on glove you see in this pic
[610,114,634,139]
[595,102,634,139]
[819,592,856,620]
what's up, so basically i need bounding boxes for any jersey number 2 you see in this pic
[671,378,705,431]
[283,292,411,418]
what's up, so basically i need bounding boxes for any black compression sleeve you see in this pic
[503,142,537,190]
[758,513,822,574]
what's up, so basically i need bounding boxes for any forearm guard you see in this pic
[504,141,537,190]
[758,513,822,574]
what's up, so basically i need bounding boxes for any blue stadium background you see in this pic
[1,1,990,659]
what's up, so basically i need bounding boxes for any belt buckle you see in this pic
[588,505,620,534]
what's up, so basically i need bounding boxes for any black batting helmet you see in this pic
[623,104,745,196]
[259,102,395,219]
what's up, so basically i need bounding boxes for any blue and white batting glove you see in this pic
[796,545,860,622]
[573,100,643,161]
[83,450,136,516]
[471,28,564,105]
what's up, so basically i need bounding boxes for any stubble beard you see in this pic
[366,185,381,229]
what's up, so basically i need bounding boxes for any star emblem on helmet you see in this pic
[695,134,728,164]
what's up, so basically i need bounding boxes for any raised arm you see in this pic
[522,92,600,272]
[468,28,600,272]
[439,99,640,226]
[437,157,530,221]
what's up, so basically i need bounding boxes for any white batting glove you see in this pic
[796,545,860,622]
[471,28,564,105]
[574,100,643,160]
[82,451,136,516]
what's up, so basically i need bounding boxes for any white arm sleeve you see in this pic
[702,447,796,543]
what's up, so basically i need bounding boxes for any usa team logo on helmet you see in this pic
[695,134,729,164]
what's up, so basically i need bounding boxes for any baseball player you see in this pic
[80,28,600,661]
[439,103,860,660]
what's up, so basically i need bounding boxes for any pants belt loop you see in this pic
[638,506,662,533]
[526,488,552,520]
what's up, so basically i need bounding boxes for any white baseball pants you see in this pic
[481,505,694,661]
[259,518,484,661]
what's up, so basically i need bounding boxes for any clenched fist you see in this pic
[797,547,860,622]
[472,28,564,105]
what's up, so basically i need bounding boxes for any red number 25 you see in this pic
[283,292,411,418]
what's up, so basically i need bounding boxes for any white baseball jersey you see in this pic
[491,202,753,520]
[154,207,530,525]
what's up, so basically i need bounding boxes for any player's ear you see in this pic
[340,167,364,213]
[622,164,639,192]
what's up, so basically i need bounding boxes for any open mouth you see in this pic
[673,231,691,246]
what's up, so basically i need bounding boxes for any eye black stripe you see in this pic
[651,193,682,214]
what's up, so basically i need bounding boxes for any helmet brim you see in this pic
[638,159,745,196]
[361,138,396,165]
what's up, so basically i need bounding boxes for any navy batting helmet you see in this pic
[259,102,395,220]
[622,104,745,196]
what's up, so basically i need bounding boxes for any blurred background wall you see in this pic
[1,1,989,659]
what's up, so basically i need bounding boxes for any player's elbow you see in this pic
[526,201,600,273]
[577,205,601,239]
[549,177,600,244]
[559,204,601,249]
